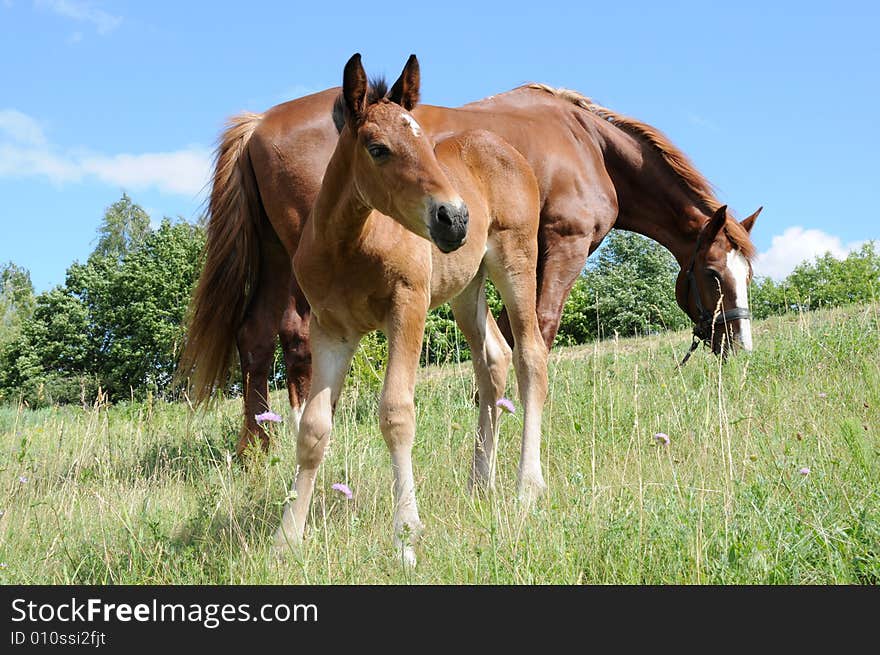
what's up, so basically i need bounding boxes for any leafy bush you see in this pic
[751,242,879,319]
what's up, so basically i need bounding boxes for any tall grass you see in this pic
[0,304,877,584]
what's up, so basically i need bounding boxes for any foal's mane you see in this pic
[523,83,756,260]
[331,76,389,133]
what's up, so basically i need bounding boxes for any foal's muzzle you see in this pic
[428,200,469,253]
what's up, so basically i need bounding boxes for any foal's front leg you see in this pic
[274,319,357,551]
[380,297,427,567]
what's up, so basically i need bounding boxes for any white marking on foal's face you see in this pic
[401,113,421,137]
[726,249,753,351]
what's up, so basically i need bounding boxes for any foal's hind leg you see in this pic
[486,242,549,502]
[450,270,512,492]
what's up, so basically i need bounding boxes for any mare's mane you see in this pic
[524,83,756,259]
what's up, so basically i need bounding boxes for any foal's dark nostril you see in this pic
[437,204,452,225]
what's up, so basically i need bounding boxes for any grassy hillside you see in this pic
[1,304,878,584]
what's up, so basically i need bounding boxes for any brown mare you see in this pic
[179,66,761,454]
[273,54,547,563]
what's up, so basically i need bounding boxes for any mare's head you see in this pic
[334,53,469,253]
[675,205,762,356]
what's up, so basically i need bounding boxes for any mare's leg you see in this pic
[274,319,357,549]
[235,239,291,455]
[498,199,616,351]
[380,296,427,566]
[450,269,512,492]
[486,238,550,502]
[279,282,312,434]
[531,215,600,350]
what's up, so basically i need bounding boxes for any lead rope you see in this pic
[678,333,701,367]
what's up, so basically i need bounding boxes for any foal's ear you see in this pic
[702,205,728,243]
[343,53,368,125]
[388,54,420,111]
[740,206,762,234]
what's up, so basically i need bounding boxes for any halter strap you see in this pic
[678,249,751,365]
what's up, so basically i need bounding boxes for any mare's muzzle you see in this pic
[429,201,469,253]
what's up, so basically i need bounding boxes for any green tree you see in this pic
[0,194,206,405]
[91,193,151,262]
[0,262,35,340]
[82,218,205,396]
[556,231,689,345]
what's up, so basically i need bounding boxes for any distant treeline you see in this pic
[1,194,877,406]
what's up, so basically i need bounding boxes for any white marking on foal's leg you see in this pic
[274,333,356,555]
[290,404,304,436]
[517,373,548,505]
[726,250,753,351]
[390,451,422,569]
[470,313,510,492]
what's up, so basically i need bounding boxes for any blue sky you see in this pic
[1,0,878,290]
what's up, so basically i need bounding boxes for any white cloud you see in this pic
[80,149,212,196]
[34,0,122,35]
[754,226,868,281]
[0,108,211,197]
[0,109,48,146]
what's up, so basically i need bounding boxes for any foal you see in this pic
[274,54,548,564]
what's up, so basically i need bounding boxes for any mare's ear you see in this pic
[702,205,728,244]
[740,206,762,233]
[343,53,368,126]
[388,54,420,111]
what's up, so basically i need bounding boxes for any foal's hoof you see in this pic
[400,545,418,569]
[272,525,302,557]
[394,519,424,569]
[517,475,548,506]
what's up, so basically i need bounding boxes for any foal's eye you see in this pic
[367,144,390,160]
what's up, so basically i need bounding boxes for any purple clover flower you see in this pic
[331,483,353,500]
[255,411,283,424]
[495,398,515,414]
[799,467,811,476]
[653,433,670,446]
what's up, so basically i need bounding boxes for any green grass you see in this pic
[1,304,878,584]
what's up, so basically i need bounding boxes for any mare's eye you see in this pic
[367,144,390,160]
